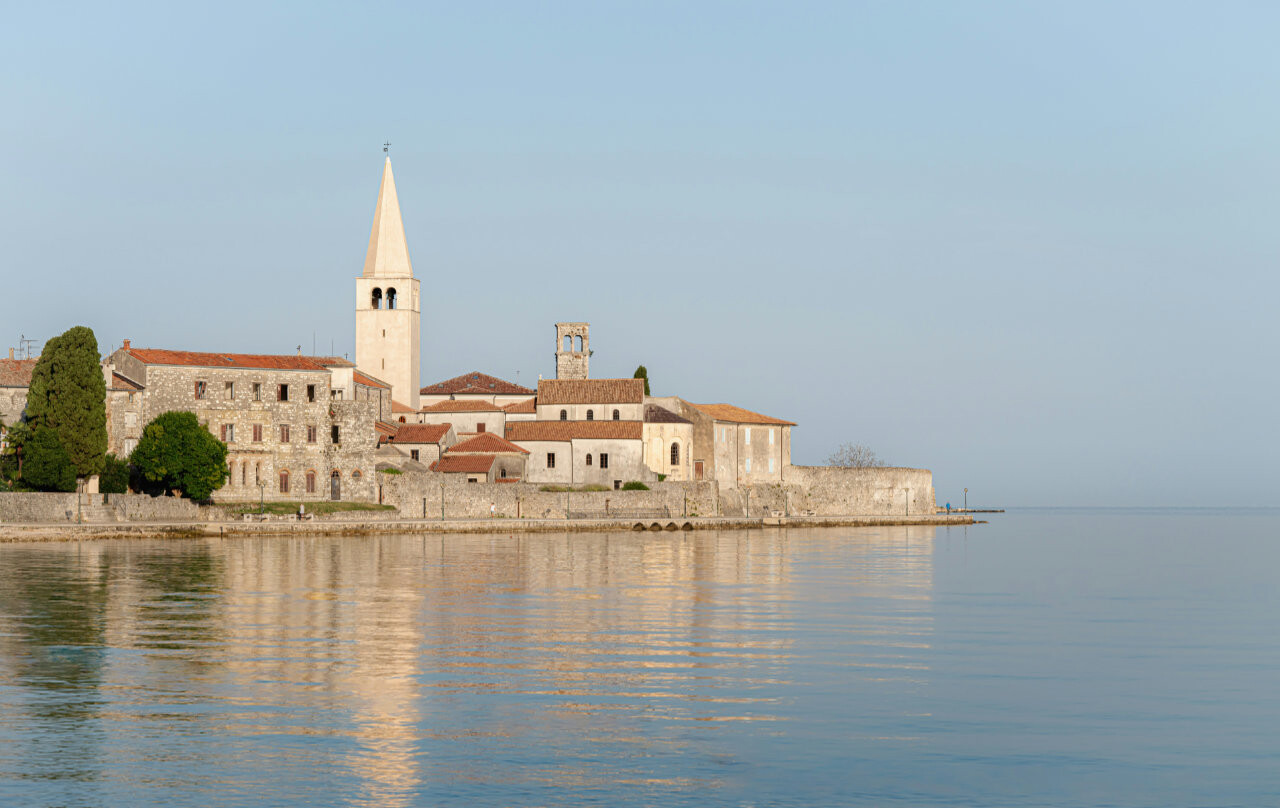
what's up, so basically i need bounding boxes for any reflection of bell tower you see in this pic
[555,322,589,380]
[355,157,420,409]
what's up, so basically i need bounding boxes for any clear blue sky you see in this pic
[2,2,1276,506]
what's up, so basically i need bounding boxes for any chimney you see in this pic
[122,339,131,350]
[7,348,12,360]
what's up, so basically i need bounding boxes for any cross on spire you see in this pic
[383,140,391,155]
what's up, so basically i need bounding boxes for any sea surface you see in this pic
[0,509,1276,807]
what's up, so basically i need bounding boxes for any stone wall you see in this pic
[0,493,80,523]
[375,472,719,520]
[108,494,203,522]
[773,466,936,516]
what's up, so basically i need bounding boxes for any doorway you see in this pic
[330,471,341,501]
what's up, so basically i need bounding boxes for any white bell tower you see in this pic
[355,156,421,410]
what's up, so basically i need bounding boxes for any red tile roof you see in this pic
[537,378,644,405]
[391,400,415,413]
[305,355,356,368]
[502,397,537,414]
[421,399,505,413]
[389,423,452,444]
[124,348,328,371]
[354,371,391,389]
[689,403,796,426]
[505,420,644,442]
[430,455,496,474]
[375,421,401,443]
[0,358,39,388]
[110,373,145,392]
[447,432,529,455]
[420,371,534,396]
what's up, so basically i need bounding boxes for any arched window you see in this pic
[387,288,397,310]
[586,454,593,466]
[612,409,619,420]
[352,470,362,480]
[331,470,341,500]
[586,409,594,421]
[559,409,567,421]
[371,288,382,309]
[563,335,572,351]
[670,442,680,466]
[574,335,583,351]
[279,470,290,494]
[305,470,316,493]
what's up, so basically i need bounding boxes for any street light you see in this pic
[258,481,266,515]
[964,488,968,511]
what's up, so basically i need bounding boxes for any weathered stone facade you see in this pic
[672,400,793,487]
[107,347,380,503]
[642,403,694,481]
[554,322,590,380]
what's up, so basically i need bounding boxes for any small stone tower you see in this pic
[555,322,589,380]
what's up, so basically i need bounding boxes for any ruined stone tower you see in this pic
[355,157,421,409]
[555,322,589,380]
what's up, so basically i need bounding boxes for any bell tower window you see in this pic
[386,288,397,310]
[371,288,383,309]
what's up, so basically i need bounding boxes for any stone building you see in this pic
[434,432,528,482]
[107,344,380,502]
[675,401,794,488]
[504,420,648,487]
[101,360,145,458]
[416,399,506,434]
[0,353,37,442]
[355,157,421,411]
[386,423,455,464]
[535,378,644,423]
[502,398,537,422]
[642,404,694,482]
[555,322,589,380]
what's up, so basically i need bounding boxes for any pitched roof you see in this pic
[110,372,145,392]
[0,358,39,388]
[537,378,644,405]
[430,455,495,474]
[447,432,529,455]
[375,421,401,443]
[420,371,534,396]
[354,371,391,389]
[362,157,414,279]
[421,399,505,413]
[123,348,327,372]
[689,403,796,426]
[391,399,415,414]
[305,355,356,368]
[505,420,644,442]
[645,404,691,424]
[389,423,452,444]
[502,397,536,414]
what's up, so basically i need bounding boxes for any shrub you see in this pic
[621,481,650,491]
[99,454,130,494]
[130,411,228,501]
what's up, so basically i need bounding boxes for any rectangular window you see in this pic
[547,452,556,469]
[745,428,751,445]
[279,472,289,494]
[124,412,137,428]
[252,424,263,443]
[194,380,207,400]
[477,423,485,433]
[410,449,420,461]
[745,457,752,473]
[769,429,775,445]
[768,457,775,473]
[253,383,261,401]
[331,425,340,444]
[307,425,317,443]
[280,424,290,443]
[225,381,235,400]
[306,473,316,493]
[278,384,289,402]
[220,424,234,443]
[600,453,609,470]
[307,384,316,402]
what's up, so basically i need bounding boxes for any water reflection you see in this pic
[0,526,935,806]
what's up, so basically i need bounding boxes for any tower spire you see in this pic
[361,157,414,278]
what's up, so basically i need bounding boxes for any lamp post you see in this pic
[257,481,265,515]
[964,488,968,511]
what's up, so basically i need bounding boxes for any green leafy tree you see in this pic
[0,420,31,489]
[25,326,107,478]
[99,454,130,494]
[130,411,228,501]
[633,365,650,395]
[22,427,77,492]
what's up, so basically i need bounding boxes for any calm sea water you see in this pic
[0,510,1276,807]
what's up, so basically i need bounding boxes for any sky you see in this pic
[2,1,1277,507]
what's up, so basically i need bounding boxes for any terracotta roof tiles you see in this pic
[389,424,452,444]
[354,371,391,389]
[447,432,529,455]
[505,420,643,442]
[537,378,644,405]
[0,358,39,388]
[124,348,328,372]
[430,455,496,474]
[421,399,505,413]
[391,400,415,414]
[689,403,796,426]
[420,371,534,396]
[502,397,537,414]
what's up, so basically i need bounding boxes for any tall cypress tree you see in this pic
[26,326,107,478]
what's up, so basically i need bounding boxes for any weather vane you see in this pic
[383,140,391,155]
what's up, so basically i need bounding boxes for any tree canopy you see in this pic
[26,326,107,478]
[130,411,228,501]
[633,365,650,396]
[22,427,77,492]
[827,442,886,468]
